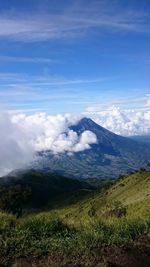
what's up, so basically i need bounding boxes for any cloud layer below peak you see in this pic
[1,107,150,176]
[0,112,97,176]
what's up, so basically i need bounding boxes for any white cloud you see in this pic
[12,113,97,153]
[86,105,150,136]
[0,112,97,176]
[73,130,97,152]
[1,105,150,176]
[86,104,102,113]
[0,112,34,176]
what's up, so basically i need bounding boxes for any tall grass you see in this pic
[0,212,150,266]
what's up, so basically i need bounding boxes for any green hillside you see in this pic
[0,170,94,210]
[35,169,150,223]
[85,169,150,220]
[0,170,150,267]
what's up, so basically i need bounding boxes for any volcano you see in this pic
[32,118,150,179]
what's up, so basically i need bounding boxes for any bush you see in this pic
[0,185,31,218]
[88,205,96,217]
[103,201,127,218]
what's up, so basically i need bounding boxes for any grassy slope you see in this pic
[91,170,150,218]
[0,170,150,266]
[33,170,150,223]
[105,170,150,218]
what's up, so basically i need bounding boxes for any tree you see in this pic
[0,185,31,218]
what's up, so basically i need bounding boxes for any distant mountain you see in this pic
[0,170,93,209]
[32,118,150,179]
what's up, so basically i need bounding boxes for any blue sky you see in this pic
[0,0,150,113]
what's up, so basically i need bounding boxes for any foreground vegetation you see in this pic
[1,214,150,266]
[0,169,150,266]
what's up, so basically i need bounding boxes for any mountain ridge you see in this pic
[0,169,94,209]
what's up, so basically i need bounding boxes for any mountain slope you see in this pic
[32,118,150,179]
[91,169,150,219]
[1,170,150,267]
[129,135,150,144]
[41,169,150,222]
[0,170,94,208]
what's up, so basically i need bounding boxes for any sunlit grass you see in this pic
[0,170,150,266]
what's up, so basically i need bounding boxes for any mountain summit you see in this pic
[70,117,111,134]
[32,118,150,179]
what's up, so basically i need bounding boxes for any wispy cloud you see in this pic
[145,94,150,106]
[0,72,108,87]
[0,56,59,63]
[0,71,109,112]
[0,71,149,113]
[0,2,149,42]
[85,94,150,112]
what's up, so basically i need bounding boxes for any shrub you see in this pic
[103,201,127,218]
[0,185,31,218]
[19,217,73,239]
[88,205,96,217]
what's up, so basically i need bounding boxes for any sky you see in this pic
[0,0,150,114]
[1,0,150,175]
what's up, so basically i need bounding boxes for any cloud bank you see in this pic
[0,112,34,176]
[86,106,150,136]
[1,107,150,176]
[0,112,97,176]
